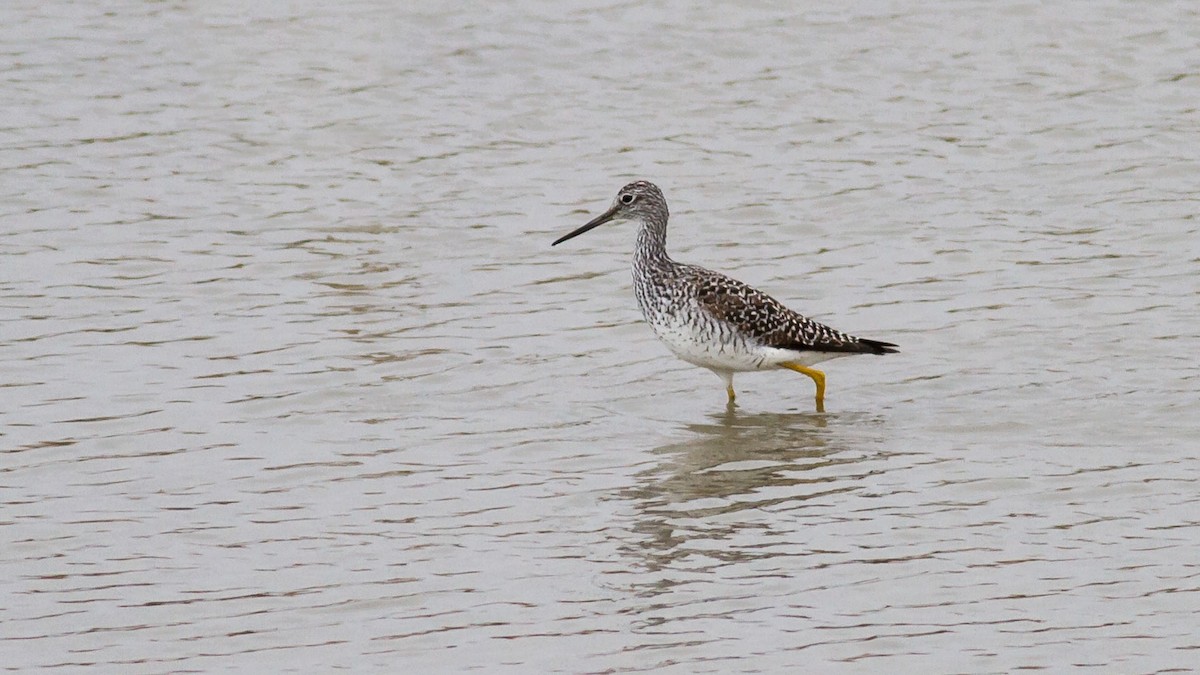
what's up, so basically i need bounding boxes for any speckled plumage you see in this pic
[553,180,897,406]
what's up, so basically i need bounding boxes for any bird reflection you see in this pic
[617,407,888,584]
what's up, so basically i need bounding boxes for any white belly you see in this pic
[646,314,845,373]
[647,315,767,372]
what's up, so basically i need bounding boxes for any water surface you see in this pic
[3,1,1199,672]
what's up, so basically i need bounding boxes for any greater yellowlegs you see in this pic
[552,180,898,411]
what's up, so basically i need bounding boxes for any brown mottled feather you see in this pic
[692,267,897,355]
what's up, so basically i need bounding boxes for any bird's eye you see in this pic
[620,194,635,204]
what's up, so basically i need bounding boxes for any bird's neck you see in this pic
[634,215,672,269]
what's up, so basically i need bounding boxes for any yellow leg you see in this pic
[781,362,826,412]
[726,384,736,403]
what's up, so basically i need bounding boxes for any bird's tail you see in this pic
[857,338,899,355]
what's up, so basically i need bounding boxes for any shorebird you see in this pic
[552,181,897,411]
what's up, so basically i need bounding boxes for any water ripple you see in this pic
[3,1,1199,673]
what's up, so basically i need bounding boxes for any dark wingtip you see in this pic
[859,338,899,355]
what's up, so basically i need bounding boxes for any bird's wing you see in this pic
[692,268,895,354]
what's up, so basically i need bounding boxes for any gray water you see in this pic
[3,1,1199,672]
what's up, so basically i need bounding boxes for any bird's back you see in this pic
[637,260,896,361]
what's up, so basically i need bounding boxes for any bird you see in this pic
[552,180,897,411]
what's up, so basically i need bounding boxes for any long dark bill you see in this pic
[552,205,619,246]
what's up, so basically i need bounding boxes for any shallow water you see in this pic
[3,1,1199,672]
